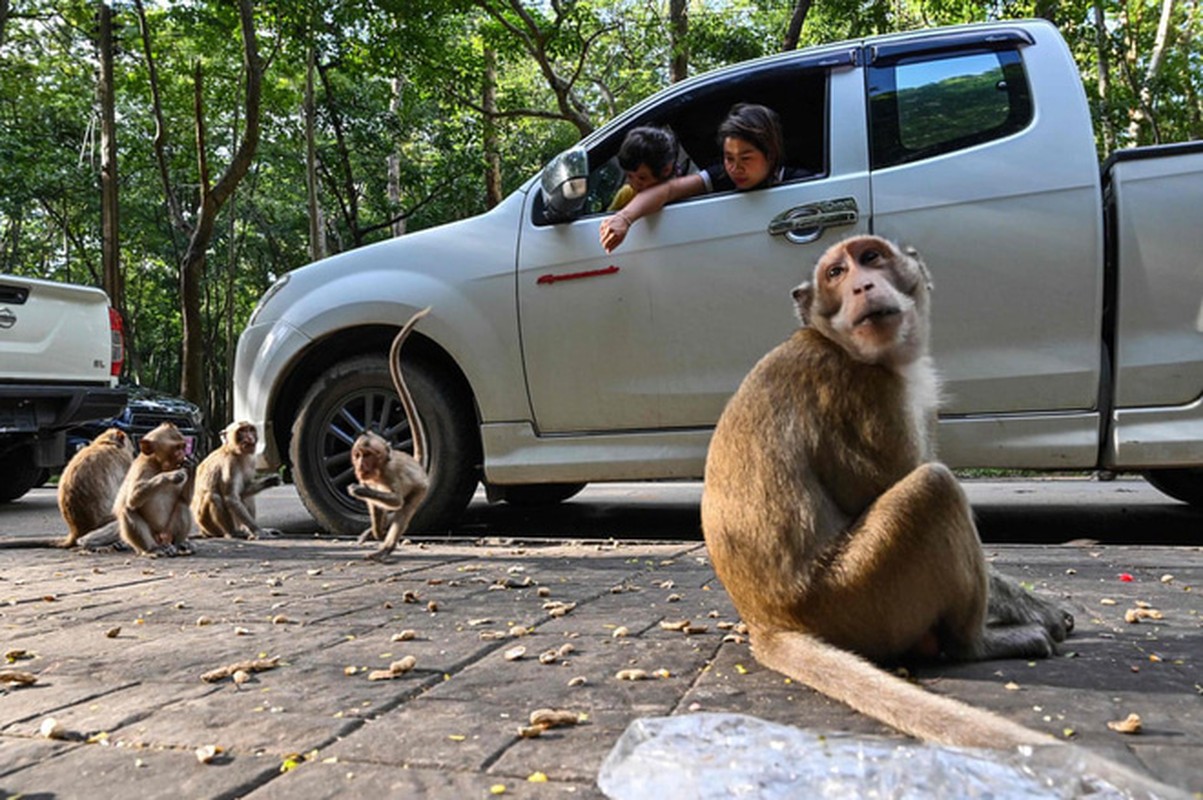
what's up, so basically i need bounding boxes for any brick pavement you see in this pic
[0,531,1199,798]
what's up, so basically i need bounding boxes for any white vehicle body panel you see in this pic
[233,18,1203,511]
[0,275,116,386]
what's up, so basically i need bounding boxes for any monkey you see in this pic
[112,421,195,557]
[191,421,282,540]
[701,235,1075,750]
[0,428,134,550]
[346,307,431,562]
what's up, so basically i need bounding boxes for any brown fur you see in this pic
[113,422,195,557]
[0,428,134,550]
[702,235,1074,749]
[347,307,431,562]
[192,421,281,539]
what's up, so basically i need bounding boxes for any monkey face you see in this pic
[223,421,259,456]
[796,236,930,366]
[141,422,190,469]
[235,425,258,455]
[350,433,390,482]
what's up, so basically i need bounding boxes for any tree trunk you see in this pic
[316,62,362,247]
[1093,0,1117,154]
[669,0,688,82]
[388,76,407,235]
[305,43,326,258]
[179,0,262,406]
[98,2,123,320]
[782,0,812,51]
[483,48,502,208]
[1127,0,1175,144]
[0,0,9,47]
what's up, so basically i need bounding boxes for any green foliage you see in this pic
[0,0,1198,434]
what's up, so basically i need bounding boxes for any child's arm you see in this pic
[599,174,705,253]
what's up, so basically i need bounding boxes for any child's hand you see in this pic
[600,213,631,253]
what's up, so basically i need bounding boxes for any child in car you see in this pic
[608,126,680,212]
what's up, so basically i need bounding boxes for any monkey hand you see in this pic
[347,483,366,499]
[261,474,282,489]
[167,468,189,485]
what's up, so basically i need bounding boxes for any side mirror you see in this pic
[540,147,589,223]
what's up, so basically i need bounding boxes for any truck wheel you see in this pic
[1143,468,1203,507]
[0,448,44,503]
[494,482,587,507]
[290,355,481,535]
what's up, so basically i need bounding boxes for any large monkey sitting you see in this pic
[112,421,195,557]
[191,421,281,539]
[347,307,431,562]
[702,235,1075,749]
[0,428,134,550]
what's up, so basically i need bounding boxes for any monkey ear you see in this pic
[792,282,814,326]
[905,246,934,292]
[138,437,155,456]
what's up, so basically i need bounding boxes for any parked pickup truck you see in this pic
[235,18,1203,534]
[0,275,127,502]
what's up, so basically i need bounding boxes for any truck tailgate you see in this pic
[0,275,116,386]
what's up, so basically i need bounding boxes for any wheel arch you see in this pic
[269,325,483,481]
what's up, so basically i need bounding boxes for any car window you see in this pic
[868,48,1032,169]
[580,64,829,216]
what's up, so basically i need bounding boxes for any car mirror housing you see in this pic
[540,147,589,223]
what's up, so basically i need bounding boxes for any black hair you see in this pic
[717,103,784,175]
[617,126,678,175]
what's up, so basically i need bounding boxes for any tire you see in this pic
[290,355,481,535]
[495,482,587,507]
[1143,468,1203,507]
[0,447,44,503]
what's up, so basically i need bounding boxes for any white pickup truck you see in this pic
[0,275,126,502]
[235,18,1203,534]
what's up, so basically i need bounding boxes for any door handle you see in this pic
[768,197,859,244]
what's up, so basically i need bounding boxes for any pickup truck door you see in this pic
[516,65,870,435]
[864,28,1106,467]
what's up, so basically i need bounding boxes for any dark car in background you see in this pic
[66,383,210,464]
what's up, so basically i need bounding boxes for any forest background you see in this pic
[0,0,1199,436]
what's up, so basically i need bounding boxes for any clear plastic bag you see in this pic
[597,713,1187,800]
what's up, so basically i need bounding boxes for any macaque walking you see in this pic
[702,236,1075,749]
[347,307,431,562]
[0,428,134,550]
[113,422,195,557]
[192,421,281,539]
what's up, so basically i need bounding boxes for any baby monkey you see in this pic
[347,307,432,562]
[702,235,1075,749]
[192,421,281,539]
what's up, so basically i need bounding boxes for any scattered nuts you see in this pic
[0,670,37,686]
[196,745,222,764]
[529,708,579,729]
[1107,713,1143,734]
[504,646,527,662]
[39,718,67,740]
[615,668,649,681]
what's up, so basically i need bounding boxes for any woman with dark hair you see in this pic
[600,103,805,253]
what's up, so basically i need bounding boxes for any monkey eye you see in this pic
[859,249,881,265]
[825,264,846,280]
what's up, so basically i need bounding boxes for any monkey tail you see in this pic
[755,629,1054,749]
[0,537,73,549]
[389,306,432,467]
